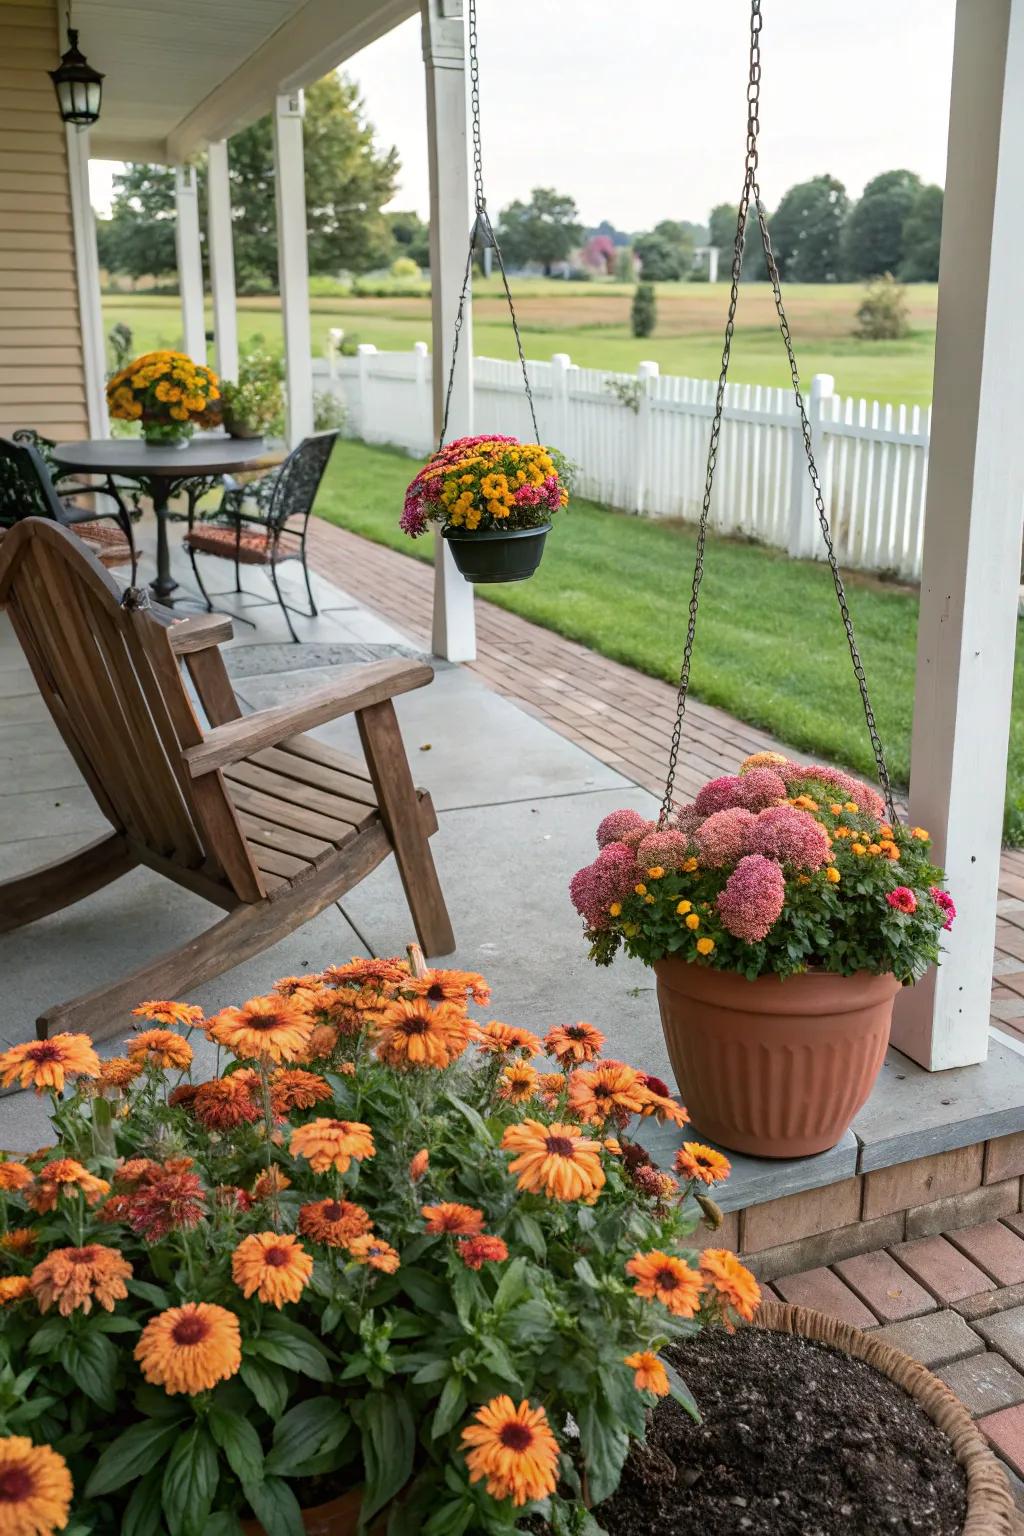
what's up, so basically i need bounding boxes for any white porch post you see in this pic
[422,0,476,662]
[273,90,314,445]
[65,126,108,436]
[206,139,238,382]
[174,165,206,364]
[891,0,1024,1070]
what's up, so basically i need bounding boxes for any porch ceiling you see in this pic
[82,0,417,164]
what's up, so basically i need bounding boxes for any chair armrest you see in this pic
[183,658,434,777]
[158,612,235,654]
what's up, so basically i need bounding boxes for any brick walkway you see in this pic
[307,519,1024,1046]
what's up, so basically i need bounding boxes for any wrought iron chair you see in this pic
[184,430,338,642]
[0,436,134,573]
[10,428,140,578]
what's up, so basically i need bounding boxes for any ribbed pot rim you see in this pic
[654,958,901,1016]
[442,521,551,543]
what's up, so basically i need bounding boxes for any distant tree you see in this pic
[708,202,738,255]
[770,174,848,282]
[592,218,629,247]
[614,246,637,283]
[854,273,911,339]
[96,172,177,282]
[631,282,657,338]
[582,234,616,274]
[899,184,943,282]
[633,231,685,281]
[842,169,922,279]
[386,209,430,269]
[496,187,583,274]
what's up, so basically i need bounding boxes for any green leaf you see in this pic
[240,1358,289,1420]
[92,1314,141,1334]
[28,1317,68,1356]
[264,1397,349,1476]
[203,1517,244,1536]
[573,1257,599,1289]
[128,1279,171,1309]
[493,1256,530,1312]
[510,1212,545,1260]
[121,1468,165,1536]
[430,1375,466,1440]
[64,1330,119,1411]
[399,1267,448,1312]
[360,1391,415,1520]
[161,1426,218,1536]
[576,1398,630,1507]
[86,1418,184,1497]
[242,1476,304,1536]
[208,1406,265,1487]
[664,1359,700,1421]
[248,1334,330,1381]
[443,1092,493,1144]
[422,1502,473,1536]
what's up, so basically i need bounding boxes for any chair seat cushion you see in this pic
[185,524,277,564]
[75,520,131,567]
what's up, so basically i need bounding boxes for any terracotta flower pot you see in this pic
[653,960,900,1157]
[242,1486,385,1535]
[755,1301,1015,1534]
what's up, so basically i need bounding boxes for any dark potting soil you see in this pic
[541,1326,968,1536]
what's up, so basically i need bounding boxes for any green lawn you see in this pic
[315,439,1024,843]
[102,280,939,407]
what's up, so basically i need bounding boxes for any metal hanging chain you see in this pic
[436,0,540,450]
[660,0,897,825]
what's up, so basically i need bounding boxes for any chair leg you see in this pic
[188,546,215,612]
[269,559,301,643]
[357,699,456,957]
[0,834,136,933]
[300,545,319,617]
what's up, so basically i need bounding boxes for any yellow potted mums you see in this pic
[107,351,221,446]
[0,954,758,1535]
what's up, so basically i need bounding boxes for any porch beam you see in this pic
[65,126,108,437]
[891,0,1024,1070]
[174,165,207,364]
[273,91,314,445]
[422,0,476,662]
[207,140,238,383]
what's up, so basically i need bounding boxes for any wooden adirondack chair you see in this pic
[0,518,455,1041]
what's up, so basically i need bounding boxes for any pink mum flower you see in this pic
[694,808,757,869]
[671,803,703,836]
[886,887,917,914]
[930,887,956,931]
[569,842,638,929]
[749,805,831,871]
[596,809,651,849]
[717,855,787,942]
[784,764,885,820]
[733,767,788,811]
[635,830,691,871]
[693,775,748,817]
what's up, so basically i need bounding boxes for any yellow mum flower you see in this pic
[696,937,715,955]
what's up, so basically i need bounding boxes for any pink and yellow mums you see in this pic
[572,754,954,984]
[401,434,571,538]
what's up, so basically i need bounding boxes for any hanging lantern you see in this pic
[50,19,104,128]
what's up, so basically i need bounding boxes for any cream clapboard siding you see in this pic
[0,0,89,441]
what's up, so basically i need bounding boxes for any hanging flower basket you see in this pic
[402,435,571,585]
[570,756,955,1158]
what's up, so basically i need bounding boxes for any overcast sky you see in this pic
[90,0,956,229]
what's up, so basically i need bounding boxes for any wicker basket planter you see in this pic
[755,1300,1015,1535]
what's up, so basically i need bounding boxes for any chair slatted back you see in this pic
[0,519,262,900]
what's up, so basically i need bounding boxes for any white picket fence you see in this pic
[314,344,933,581]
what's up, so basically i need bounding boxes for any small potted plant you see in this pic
[401,434,572,583]
[570,753,956,1158]
[106,350,221,447]
[221,347,285,440]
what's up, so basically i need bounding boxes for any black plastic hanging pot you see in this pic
[442,522,550,584]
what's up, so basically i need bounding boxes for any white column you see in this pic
[273,90,314,446]
[174,165,206,364]
[206,139,238,382]
[65,126,108,437]
[708,246,720,283]
[891,0,1024,1071]
[422,0,476,663]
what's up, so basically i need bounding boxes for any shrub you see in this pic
[854,273,911,340]
[313,390,347,432]
[390,256,420,280]
[221,346,285,437]
[0,958,757,1532]
[631,282,656,339]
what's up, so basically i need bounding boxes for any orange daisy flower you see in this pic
[500,1119,606,1202]
[374,999,473,1069]
[636,1074,690,1128]
[458,1235,509,1270]
[289,1118,375,1175]
[460,1397,560,1506]
[269,1068,332,1115]
[97,1056,143,1091]
[347,1234,400,1273]
[134,1302,241,1395]
[298,1023,341,1062]
[0,1033,100,1095]
[273,974,324,1009]
[674,1142,731,1185]
[497,1063,539,1103]
[422,1202,485,1236]
[313,986,382,1034]
[544,1022,605,1065]
[0,1436,72,1536]
[207,995,313,1064]
[699,1248,761,1324]
[231,1232,312,1307]
[298,1197,372,1248]
[0,1276,31,1307]
[126,1029,192,1071]
[131,1001,204,1029]
[252,1167,291,1201]
[408,1148,429,1182]
[477,1021,541,1057]
[325,956,408,985]
[624,1350,670,1396]
[0,1228,37,1257]
[403,968,489,1006]
[626,1250,704,1317]
[568,1061,648,1125]
[536,1072,567,1109]
[0,1162,32,1193]
[192,1075,261,1131]
[27,1159,109,1214]
[30,1244,132,1317]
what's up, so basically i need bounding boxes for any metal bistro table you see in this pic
[52,434,285,604]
